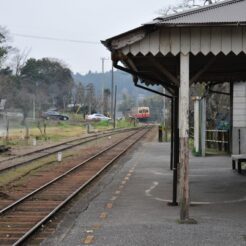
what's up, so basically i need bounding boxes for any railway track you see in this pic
[0,127,151,245]
[0,127,138,172]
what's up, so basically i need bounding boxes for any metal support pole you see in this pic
[163,87,166,126]
[168,92,179,206]
[170,98,174,170]
[158,125,163,142]
[173,94,179,206]
[229,82,233,154]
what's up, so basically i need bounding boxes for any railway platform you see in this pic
[42,135,246,246]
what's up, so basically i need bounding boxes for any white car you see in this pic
[86,113,111,121]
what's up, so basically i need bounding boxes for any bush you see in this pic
[57,121,69,128]
[92,120,110,128]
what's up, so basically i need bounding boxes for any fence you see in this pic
[206,129,230,153]
[189,127,230,154]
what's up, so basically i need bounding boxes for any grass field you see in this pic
[0,118,137,147]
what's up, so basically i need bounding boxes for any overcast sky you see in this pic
[0,0,181,74]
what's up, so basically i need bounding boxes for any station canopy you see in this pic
[102,0,246,94]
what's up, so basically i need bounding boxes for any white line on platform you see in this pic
[145,181,159,197]
[145,181,246,205]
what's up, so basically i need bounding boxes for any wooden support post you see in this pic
[193,97,200,154]
[179,53,190,222]
[201,98,206,157]
[193,97,206,156]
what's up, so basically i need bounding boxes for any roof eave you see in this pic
[151,0,242,23]
[153,22,246,27]
[101,24,156,51]
[102,21,246,51]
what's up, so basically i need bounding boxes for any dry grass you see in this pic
[0,151,74,187]
[0,124,88,146]
[12,125,85,138]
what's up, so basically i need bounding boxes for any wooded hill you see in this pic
[73,70,154,99]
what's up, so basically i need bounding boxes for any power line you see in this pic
[12,32,100,45]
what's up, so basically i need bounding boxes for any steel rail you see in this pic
[6,127,151,246]
[0,127,134,164]
[0,127,148,215]
[0,127,139,173]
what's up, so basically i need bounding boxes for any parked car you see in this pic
[42,111,69,120]
[86,113,111,121]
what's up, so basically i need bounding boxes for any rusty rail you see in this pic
[0,127,139,172]
[0,127,151,246]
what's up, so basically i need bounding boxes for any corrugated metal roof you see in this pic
[146,0,246,25]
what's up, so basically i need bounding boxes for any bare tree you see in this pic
[159,0,222,15]
[74,82,85,112]
[10,48,30,76]
[85,83,97,114]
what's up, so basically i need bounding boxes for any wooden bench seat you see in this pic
[231,155,246,174]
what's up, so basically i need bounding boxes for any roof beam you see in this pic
[148,57,179,87]
[126,57,176,94]
[190,56,217,85]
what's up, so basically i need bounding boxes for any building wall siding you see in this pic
[233,82,246,155]
[233,82,246,127]
[233,127,246,154]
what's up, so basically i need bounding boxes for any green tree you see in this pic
[20,58,74,111]
[0,27,14,111]
[118,92,135,116]
[0,27,9,69]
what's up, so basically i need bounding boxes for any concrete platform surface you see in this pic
[42,138,246,246]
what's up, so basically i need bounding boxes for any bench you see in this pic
[231,155,246,174]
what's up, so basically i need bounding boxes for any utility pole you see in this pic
[88,87,92,115]
[33,97,35,121]
[113,85,117,129]
[111,63,114,118]
[101,57,105,114]
[101,57,109,114]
